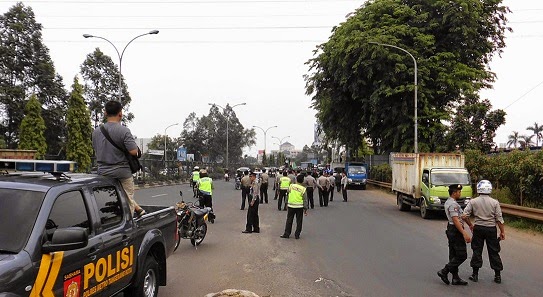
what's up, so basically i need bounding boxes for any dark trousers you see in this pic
[241,187,250,210]
[471,225,503,271]
[245,198,260,232]
[199,193,213,209]
[336,182,341,192]
[318,188,329,206]
[283,207,304,238]
[444,225,467,274]
[342,186,348,201]
[329,185,334,201]
[278,189,288,210]
[306,187,314,209]
[260,183,269,203]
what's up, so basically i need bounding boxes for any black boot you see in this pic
[437,269,450,285]
[469,268,478,282]
[494,271,502,284]
[451,274,468,286]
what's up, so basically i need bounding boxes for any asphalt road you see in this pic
[134,179,543,297]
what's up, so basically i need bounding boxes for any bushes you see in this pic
[464,150,543,207]
[370,164,392,183]
[370,150,543,208]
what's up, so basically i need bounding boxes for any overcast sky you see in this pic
[1,0,541,156]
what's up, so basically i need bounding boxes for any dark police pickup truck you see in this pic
[0,168,177,297]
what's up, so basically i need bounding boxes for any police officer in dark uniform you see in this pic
[437,184,471,285]
[462,180,505,284]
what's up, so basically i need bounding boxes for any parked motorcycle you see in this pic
[235,176,241,190]
[174,191,213,251]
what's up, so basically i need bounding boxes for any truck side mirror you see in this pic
[42,227,88,253]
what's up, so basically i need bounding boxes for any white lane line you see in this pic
[151,194,168,198]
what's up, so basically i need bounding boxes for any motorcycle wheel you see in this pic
[190,223,207,246]
[173,228,181,251]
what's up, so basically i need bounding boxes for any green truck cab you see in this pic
[391,153,473,219]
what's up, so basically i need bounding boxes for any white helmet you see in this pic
[477,180,492,195]
[194,166,200,170]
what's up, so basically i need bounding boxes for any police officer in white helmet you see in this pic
[462,180,505,284]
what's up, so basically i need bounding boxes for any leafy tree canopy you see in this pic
[80,48,134,128]
[18,94,46,158]
[66,77,93,172]
[306,0,510,153]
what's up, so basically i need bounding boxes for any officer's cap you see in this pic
[249,172,257,177]
[448,184,463,191]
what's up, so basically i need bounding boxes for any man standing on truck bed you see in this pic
[92,100,145,217]
[437,184,471,286]
[462,180,505,284]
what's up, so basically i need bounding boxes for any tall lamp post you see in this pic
[83,30,159,102]
[208,102,246,170]
[369,41,418,153]
[164,123,179,169]
[252,125,277,155]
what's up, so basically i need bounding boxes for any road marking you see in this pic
[151,194,168,198]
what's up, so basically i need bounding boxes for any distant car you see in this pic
[237,166,250,173]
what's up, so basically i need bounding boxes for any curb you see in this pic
[134,181,189,190]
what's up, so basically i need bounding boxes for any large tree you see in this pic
[526,122,543,147]
[80,48,133,127]
[0,2,67,153]
[18,94,46,159]
[305,0,510,153]
[66,77,93,172]
[446,98,506,152]
[179,106,256,165]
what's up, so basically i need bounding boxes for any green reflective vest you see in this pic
[199,177,212,194]
[192,171,200,181]
[280,176,291,190]
[288,183,306,208]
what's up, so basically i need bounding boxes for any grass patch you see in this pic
[504,216,543,234]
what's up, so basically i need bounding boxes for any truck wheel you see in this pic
[420,199,432,219]
[191,223,207,246]
[397,193,411,211]
[126,255,159,297]
[361,184,366,190]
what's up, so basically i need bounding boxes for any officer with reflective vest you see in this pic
[191,166,200,197]
[280,174,308,239]
[278,171,291,211]
[197,170,213,209]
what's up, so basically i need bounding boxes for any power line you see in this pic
[504,79,543,109]
[0,0,360,3]
[46,39,326,43]
[39,14,342,18]
[45,26,334,30]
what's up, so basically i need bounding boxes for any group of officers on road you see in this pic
[439,180,505,286]
[189,163,507,285]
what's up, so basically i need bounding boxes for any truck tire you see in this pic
[397,193,411,211]
[420,199,432,219]
[126,255,159,297]
[361,184,366,190]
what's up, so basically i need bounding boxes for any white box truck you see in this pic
[391,153,473,219]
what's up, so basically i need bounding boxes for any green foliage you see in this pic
[464,150,543,208]
[18,95,47,158]
[180,106,256,167]
[66,77,93,172]
[370,163,392,183]
[446,99,506,152]
[146,133,180,162]
[268,154,276,166]
[305,0,510,154]
[80,48,133,127]
[0,3,67,154]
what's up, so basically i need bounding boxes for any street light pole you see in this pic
[83,30,159,102]
[369,41,418,153]
[252,125,277,155]
[164,123,179,169]
[208,102,246,170]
